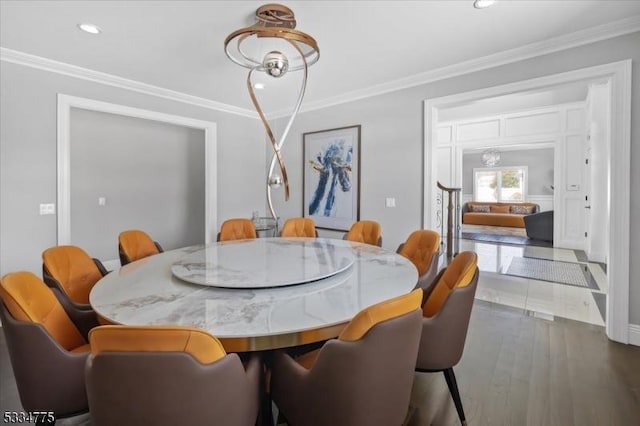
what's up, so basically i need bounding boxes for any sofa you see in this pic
[524,210,554,242]
[462,202,540,228]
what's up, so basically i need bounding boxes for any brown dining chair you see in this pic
[271,288,423,426]
[118,229,163,266]
[416,251,479,426]
[280,217,318,237]
[42,245,108,338]
[397,229,441,293]
[85,325,260,426]
[344,220,382,246]
[217,218,258,241]
[0,272,90,418]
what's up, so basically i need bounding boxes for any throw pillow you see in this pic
[490,205,511,213]
[470,205,490,213]
[510,205,535,214]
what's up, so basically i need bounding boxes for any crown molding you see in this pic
[0,47,258,119]
[271,15,640,118]
[2,14,639,120]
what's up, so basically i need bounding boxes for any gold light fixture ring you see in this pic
[224,4,319,221]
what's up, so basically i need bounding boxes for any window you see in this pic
[473,166,527,202]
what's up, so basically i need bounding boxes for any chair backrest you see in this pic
[281,217,317,237]
[416,251,479,370]
[344,220,382,246]
[0,273,90,415]
[272,289,423,426]
[339,288,423,341]
[423,251,477,318]
[86,326,259,426]
[0,272,85,351]
[398,230,441,276]
[218,218,257,241]
[118,230,161,265]
[42,245,103,305]
[89,325,226,363]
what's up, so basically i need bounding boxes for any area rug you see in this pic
[505,257,596,289]
[461,232,552,248]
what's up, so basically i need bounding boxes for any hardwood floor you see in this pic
[408,301,640,425]
[1,300,639,425]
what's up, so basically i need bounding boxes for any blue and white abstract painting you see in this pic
[304,126,360,231]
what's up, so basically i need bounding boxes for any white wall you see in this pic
[0,61,265,276]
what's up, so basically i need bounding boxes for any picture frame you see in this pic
[303,125,361,231]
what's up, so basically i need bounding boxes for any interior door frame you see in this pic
[56,94,218,254]
[423,60,632,344]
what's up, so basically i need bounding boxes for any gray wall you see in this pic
[271,31,640,325]
[462,148,554,196]
[0,60,265,275]
[70,109,205,260]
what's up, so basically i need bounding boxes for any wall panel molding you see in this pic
[57,94,218,250]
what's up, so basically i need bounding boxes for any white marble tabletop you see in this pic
[90,238,419,351]
[171,238,355,288]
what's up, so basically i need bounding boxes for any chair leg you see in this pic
[443,368,466,426]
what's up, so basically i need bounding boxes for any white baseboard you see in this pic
[587,250,607,264]
[554,239,584,251]
[629,324,640,346]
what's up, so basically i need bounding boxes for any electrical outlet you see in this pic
[98,197,107,206]
[385,198,396,208]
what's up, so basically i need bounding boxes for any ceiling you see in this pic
[438,80,592,122]
[2,1,640,115]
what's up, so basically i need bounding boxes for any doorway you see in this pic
[423,61,631,343]
[460,143,555,247]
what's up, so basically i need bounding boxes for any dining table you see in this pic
[90,237,419,352]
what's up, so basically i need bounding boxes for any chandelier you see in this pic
[224,4,320,220]
[481,149,501,167]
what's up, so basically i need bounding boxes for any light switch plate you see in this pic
[385,198,396,208]
[39,203,56,215]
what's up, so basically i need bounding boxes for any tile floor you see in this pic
[459,239,607,326]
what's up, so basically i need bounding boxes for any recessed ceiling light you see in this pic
[78,23,102,35]
[253,83,265,90]
[474,0,496,9]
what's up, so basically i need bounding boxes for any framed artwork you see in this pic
[303,125,360,231]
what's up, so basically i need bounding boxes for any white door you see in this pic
[584,142,592,256]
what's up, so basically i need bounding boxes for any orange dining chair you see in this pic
[344,220,382,246]
[0,272,90,418]
[85,325,260,426]
[118,229,163,266]
[217,218,258,241]
[415,251,479,426]
[280,217,318,237]
[397,229,441,293]
[42,245,108,338]
[271,289,423,426]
